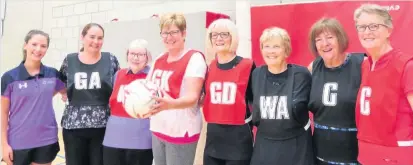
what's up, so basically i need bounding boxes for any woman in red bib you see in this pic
[354,4,413,165]
[145,13,207,165]
[103,39,153,165]
[202,18,256,165]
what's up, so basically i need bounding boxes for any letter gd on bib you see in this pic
[121,79,161,118]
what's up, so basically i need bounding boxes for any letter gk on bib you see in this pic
[120,79,161,118]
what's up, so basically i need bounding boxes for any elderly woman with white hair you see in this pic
[202,18,256,165]
[250,27,314,165]
[354,4,413,165]
[102,39,153,165]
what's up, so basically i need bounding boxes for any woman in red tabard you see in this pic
[202,18,255,165]
[102,39,153,165]
[144,13,207,165]
[354,4,413,165]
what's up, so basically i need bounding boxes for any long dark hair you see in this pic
[23,30,50,60]
[79,23,105,52]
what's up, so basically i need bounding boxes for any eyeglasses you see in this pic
[210,32,231,39]
[128,52,146,58]
[356,23,387,32]
[160,30,180,38]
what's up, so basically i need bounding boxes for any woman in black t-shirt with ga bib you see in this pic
[250,27,314,165]
[59,23,120,165]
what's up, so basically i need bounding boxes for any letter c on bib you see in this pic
[360,87,372,116]
[210,82,237,105]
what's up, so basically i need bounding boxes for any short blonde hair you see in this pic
[159,13,187,32]
[127,39,152,64]
[309,17,349,56]
[354,3,393,28]
[259,27,292,56]
[206,19,239,53]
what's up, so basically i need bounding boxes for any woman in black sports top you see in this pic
[307,18,363,165]
[250,27,314,165]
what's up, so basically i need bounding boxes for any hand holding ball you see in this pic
[122,79,160,118]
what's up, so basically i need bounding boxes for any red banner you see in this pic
[206,12,230,28]
[251,1,413,67]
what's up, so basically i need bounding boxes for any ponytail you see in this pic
[23,49,27,60]
[80,47,84,52]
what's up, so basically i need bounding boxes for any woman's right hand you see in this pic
[2,143,13,165]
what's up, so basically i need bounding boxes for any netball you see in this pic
[123,79,160,118]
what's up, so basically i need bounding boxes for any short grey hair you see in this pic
[129,39,149,49]
[206,18,239,53]
[354,3,393,28]
[127,39,152,64]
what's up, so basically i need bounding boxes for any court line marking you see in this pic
[56,154,65,159]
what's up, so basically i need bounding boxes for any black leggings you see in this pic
[203,154,250,165]
[63,128,106,165]
[103,146,153,165]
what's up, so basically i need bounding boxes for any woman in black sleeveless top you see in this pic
[307,18,365,165]
[59,23,120,165]
[250,27,314,165]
